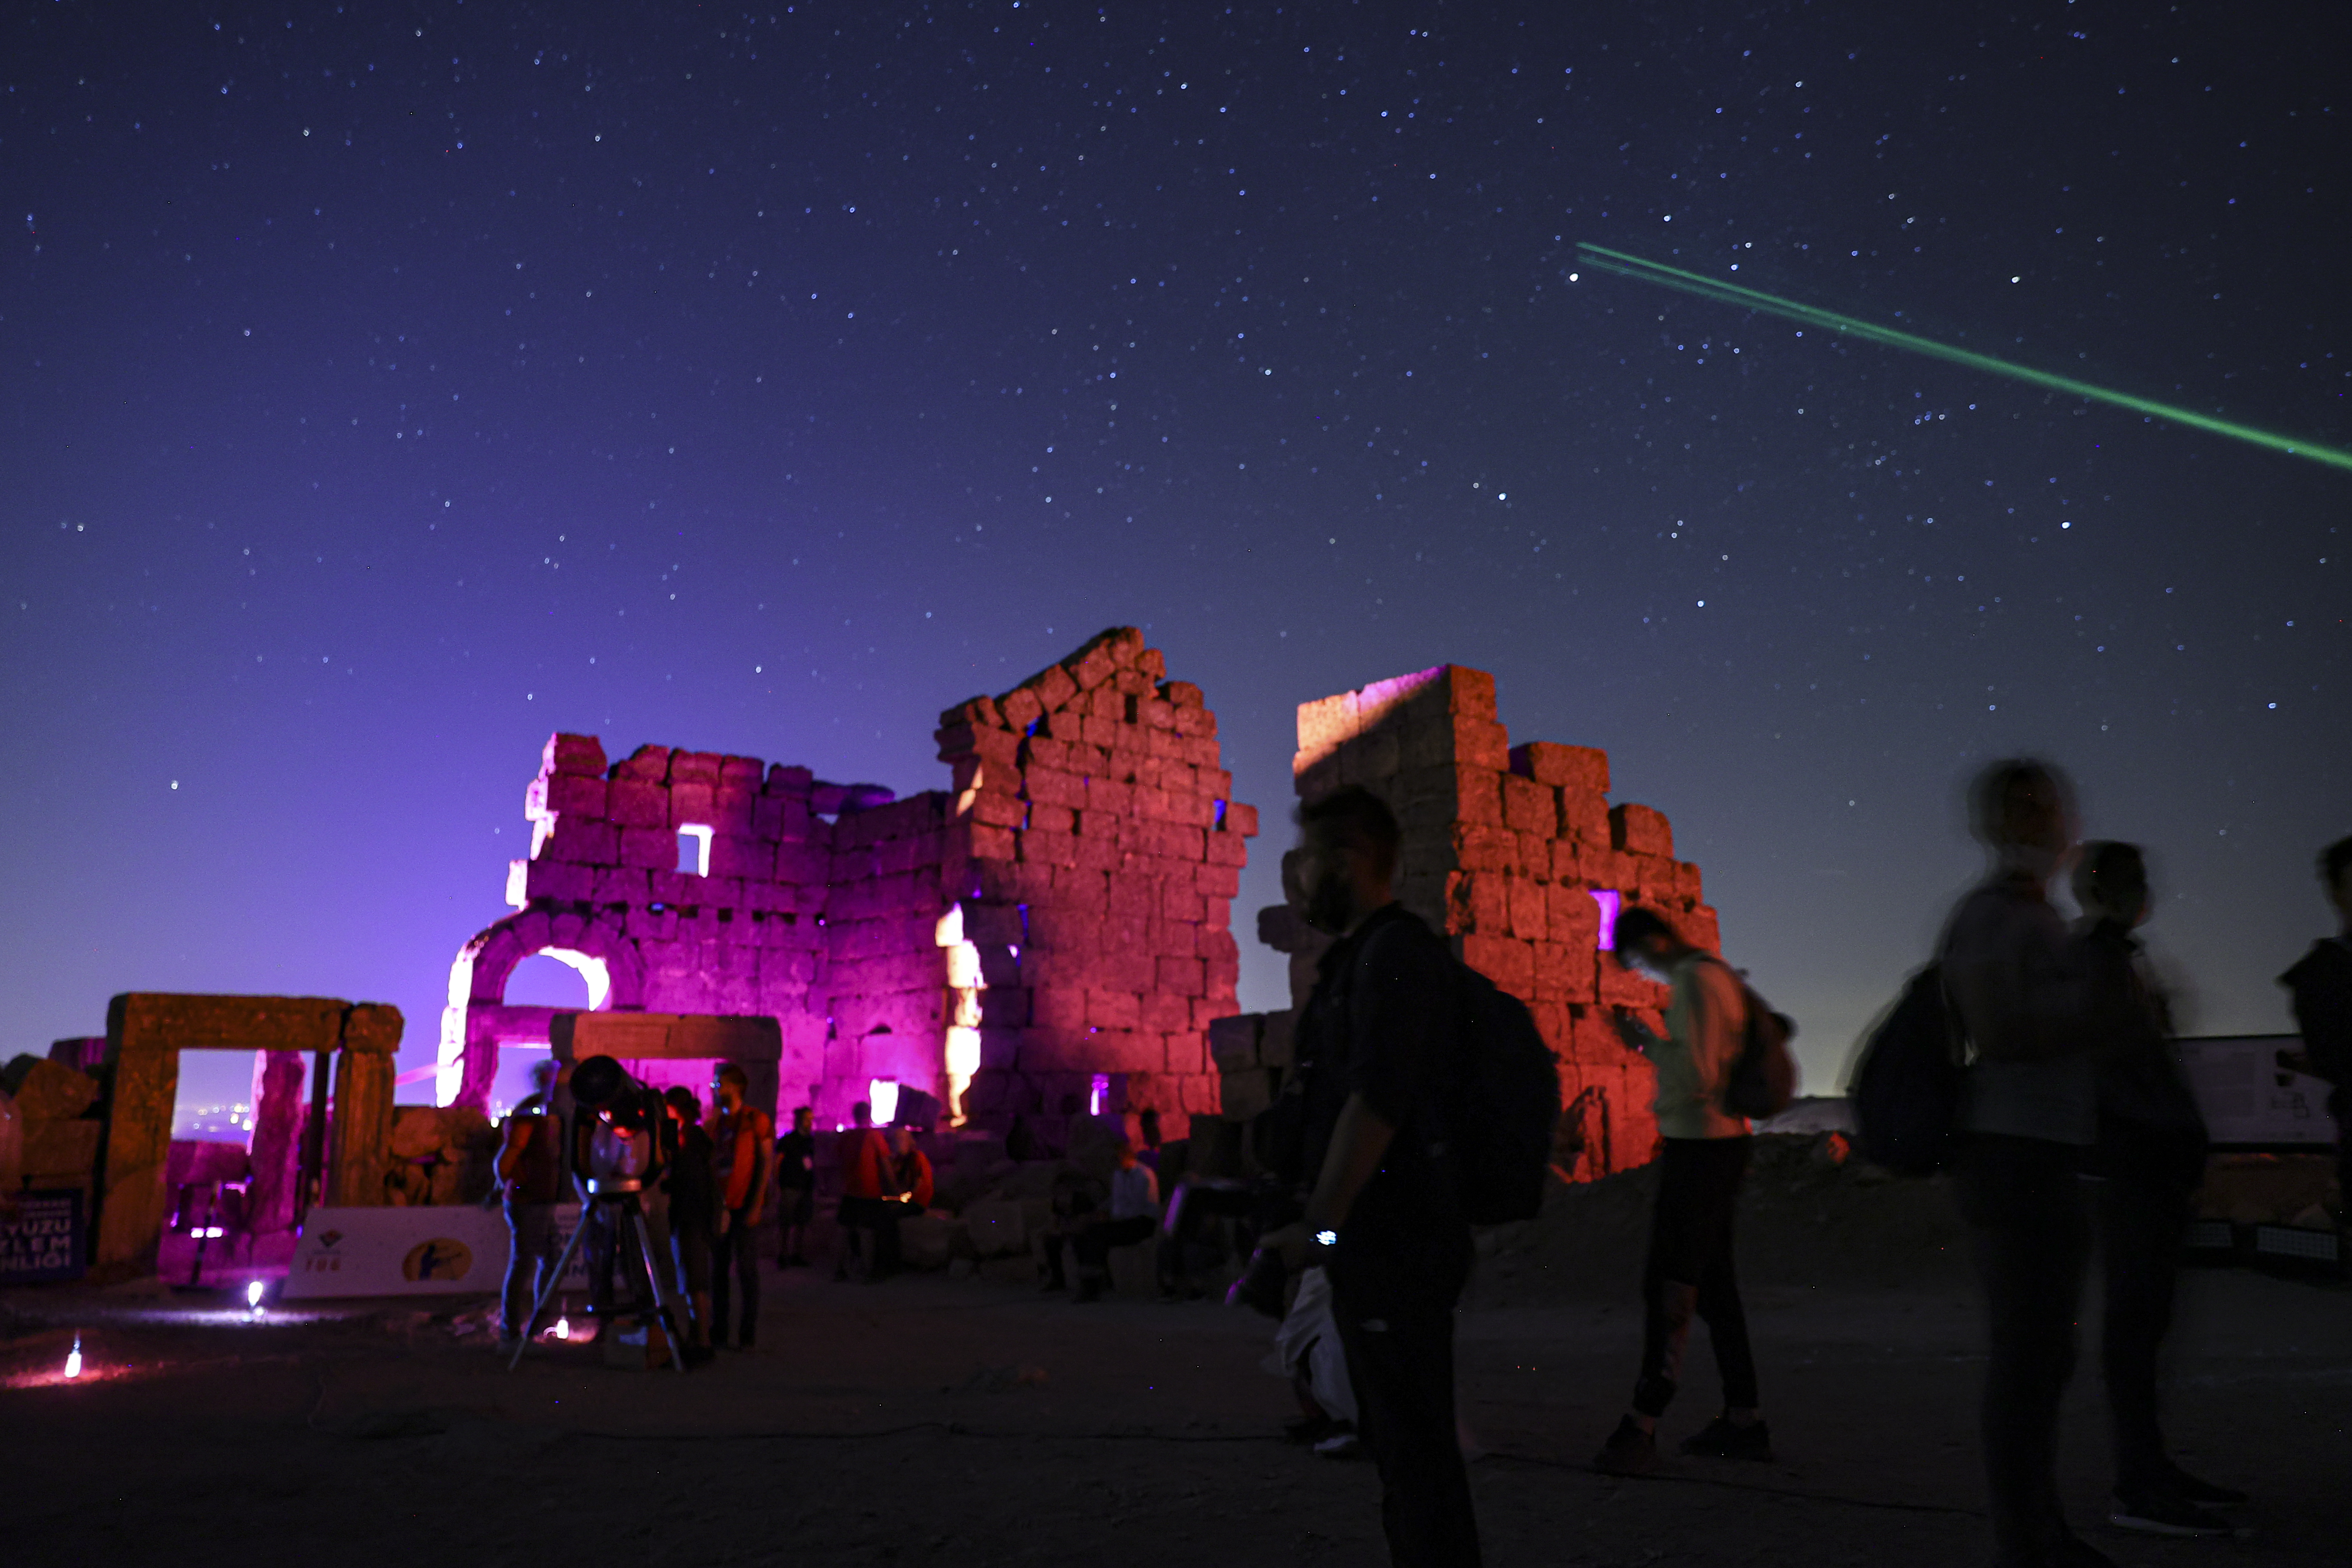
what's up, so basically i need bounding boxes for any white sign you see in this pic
[2176,1035,2340,1148]
[282,1204,588,1299]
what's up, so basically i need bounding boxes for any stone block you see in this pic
[1610,802,1674,858]
[775,842,830,883]
[7,1058,100,1121]
[539,772,609,819]
[1156,956,1207,997]
[544,816,618,864]
[607,777,670,828]
[523,859,594,903]
[966,822,1017,861]
[1019,828,1080,868]
[1023,767,1088,808]
[1510,741,1609,793]
[1558,789,1611,846]
[936,723,1022,768]
[1505,875,1550,940]
[1674,861,1706,903]
[1453,824,1521,873]
[998,686,1045,732]
[24,1118,102,1175]
[1207,1014,1260,1073]
[1501,774,1557,837]
[1549,884,1605,950]
[1087,989,1142,1030]
[1534,940,1599,1004]
[1195,862,1241,899]
[709,786,756,835]
[669,750,723,784]
[1204,831,1248,868]
[612,744,670,781]
[765,763,815,794]
[1257,1010,1297,1067]
[1031,986,1087,1033]
[940,694,1003,731]
[669,779,716,827]
[1222,801,1259,837]
[1215,1067,1274,1121]
[648,870,700,906]
[1140,992,1193,1033]
[753,793,811,841]
[545,732,608,777]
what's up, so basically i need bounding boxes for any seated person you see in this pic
[1039,1167,1105,1293]
[891,1127,935,1212]
[1069,1139,1161,1303]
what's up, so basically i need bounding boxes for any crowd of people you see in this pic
[480,766,2351,1568]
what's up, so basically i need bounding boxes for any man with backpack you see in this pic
[1592,906,1769,1475]
[1286,785,1482,1567]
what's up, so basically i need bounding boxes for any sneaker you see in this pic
[2108,1490,2234,1538]
[1312,1429,1362,1460]
[2161,1463,2249,1507]
[1679,1415,1775,1462]
[1592,1415,1659,1477]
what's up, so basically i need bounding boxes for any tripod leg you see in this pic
[629,1202,692,1376]
[509,1208,589,1373]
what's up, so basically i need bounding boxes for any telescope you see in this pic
[568,1055,674,1194]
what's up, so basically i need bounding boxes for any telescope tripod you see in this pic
[507,1180,691,1375]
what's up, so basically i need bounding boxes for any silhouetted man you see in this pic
[1593,906,1766,1474]
[836,1100,896,1280]
[707,1063,772,1350]
[1943,759,2128,1568]
[2073,842,2240,1534]
[1069,1137,1159,1303]
[662,1086,717,1361]
[493,1059,566,1353]
[1289,785,1479,1567]
[775,1105,817,1268]
[2279,834,2352,1219]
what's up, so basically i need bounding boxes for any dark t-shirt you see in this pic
[775,1130,816,1192]
[1295,903,1472,1307]
[667,1123,717,1234]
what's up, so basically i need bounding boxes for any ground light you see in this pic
[246,1280,266,1317]
[64,1334,82,1379]
[1575,242,2352,475]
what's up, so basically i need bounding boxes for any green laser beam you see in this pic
[1575,243,2352,475]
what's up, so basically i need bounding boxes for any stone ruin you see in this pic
[1210,664,1718,1182]
[442,628,1258,1142]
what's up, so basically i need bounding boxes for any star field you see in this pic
[3,2,2344,1102]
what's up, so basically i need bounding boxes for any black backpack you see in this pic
[1441,958,1564,1225]
[1849,964,1966,1176]
[1708,959,1800,1121]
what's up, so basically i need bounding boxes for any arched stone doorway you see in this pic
[437,909,645,1112]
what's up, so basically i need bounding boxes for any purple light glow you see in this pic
[1592,890,1623,952]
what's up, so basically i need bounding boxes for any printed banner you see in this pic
[282,1203,589,1299]
[2177,1035,2340,1148]
[0,1189,86,1283]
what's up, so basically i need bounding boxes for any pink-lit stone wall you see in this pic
[1218,663,1717,1182]
[444,628,1256,1139]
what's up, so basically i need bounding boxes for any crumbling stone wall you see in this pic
[1215,664,1718,1182]
[937,627,1256,1138]
[448,628,1256,1141]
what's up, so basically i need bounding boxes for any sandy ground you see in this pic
[5,1173,2347,1568]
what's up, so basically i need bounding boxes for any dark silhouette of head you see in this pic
[2073,841,2151,928]
[1611,906,1689,973]
[1968,757,2078,879]
[1296,785,1402,934]
[2323,835,2352,925]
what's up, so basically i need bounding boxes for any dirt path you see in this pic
[4,1250,2344,1567]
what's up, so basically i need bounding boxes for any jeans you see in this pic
[710,1204,760,1346]
[1957,1134,2090,1565]
[1633,1136,1758,1418]
[1332,1285,1481,1568]
[499,1195,560,1341]
[2098,1167,2192,1493]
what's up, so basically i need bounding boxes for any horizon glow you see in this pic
[1576,244,2352,475]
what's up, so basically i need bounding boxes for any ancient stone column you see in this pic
[326,1004,403,1207]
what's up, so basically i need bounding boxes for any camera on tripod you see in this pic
[570,1055,675,1195]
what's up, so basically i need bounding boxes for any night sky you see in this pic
[6,3,2345,1117]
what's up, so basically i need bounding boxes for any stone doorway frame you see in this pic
[93,993,403,1282]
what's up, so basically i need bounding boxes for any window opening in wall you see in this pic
[1089,1073,1110,1117]
[869,1078,900,1127]
[677,823,713,876]
[1590,888,1623,950]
